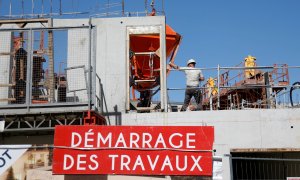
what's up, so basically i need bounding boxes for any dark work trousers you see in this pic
[181,87,202,111]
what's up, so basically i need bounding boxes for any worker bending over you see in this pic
[169,59,204,111]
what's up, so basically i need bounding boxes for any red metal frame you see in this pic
[83,110,107,125]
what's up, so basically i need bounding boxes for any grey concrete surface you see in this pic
[122,108,300,179]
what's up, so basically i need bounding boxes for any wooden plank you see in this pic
[0,52,14,56]
[136,107,154,111]
[0,18,48,24]
[135,79,155,83]
[0,84,15,87]
[0,98,16,102]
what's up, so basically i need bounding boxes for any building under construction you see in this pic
[0,1,300,179]
[202,55,290,110]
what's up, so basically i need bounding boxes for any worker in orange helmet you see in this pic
[169,59,205,111]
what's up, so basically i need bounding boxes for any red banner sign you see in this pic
[53,126,214,176]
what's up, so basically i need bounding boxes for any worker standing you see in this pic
[169,59,204,111]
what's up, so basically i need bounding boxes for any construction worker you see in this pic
[244,55,256,78]
[169,59,204,111]
[207,77,218,97]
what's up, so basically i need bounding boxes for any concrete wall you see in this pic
[122,109,300,155]
[53,19,89,27]
[121,108,300,179]
[93,16,166,113]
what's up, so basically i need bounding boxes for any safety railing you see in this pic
[0,0,166,19]
[168,64,300,111]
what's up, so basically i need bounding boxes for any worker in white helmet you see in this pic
[169,59,204,111]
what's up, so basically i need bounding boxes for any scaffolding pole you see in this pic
[217,64,220,109]
[48,19,55,103]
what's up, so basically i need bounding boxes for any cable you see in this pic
[0,145,213,153]
[290,82,300,107]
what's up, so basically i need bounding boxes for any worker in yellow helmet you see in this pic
[207,77,218,97]
[244,55,256,78]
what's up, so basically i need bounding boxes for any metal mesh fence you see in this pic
[0,30,29,105]
[0,26,92,108]
[65,28,90,103]
[231,154,300,179]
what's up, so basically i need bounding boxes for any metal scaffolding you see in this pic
[168,64,300,111]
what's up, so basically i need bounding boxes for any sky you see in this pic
[1,0,300,103]
[163,0,300,102]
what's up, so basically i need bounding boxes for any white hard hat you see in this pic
[187,59,196,66]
